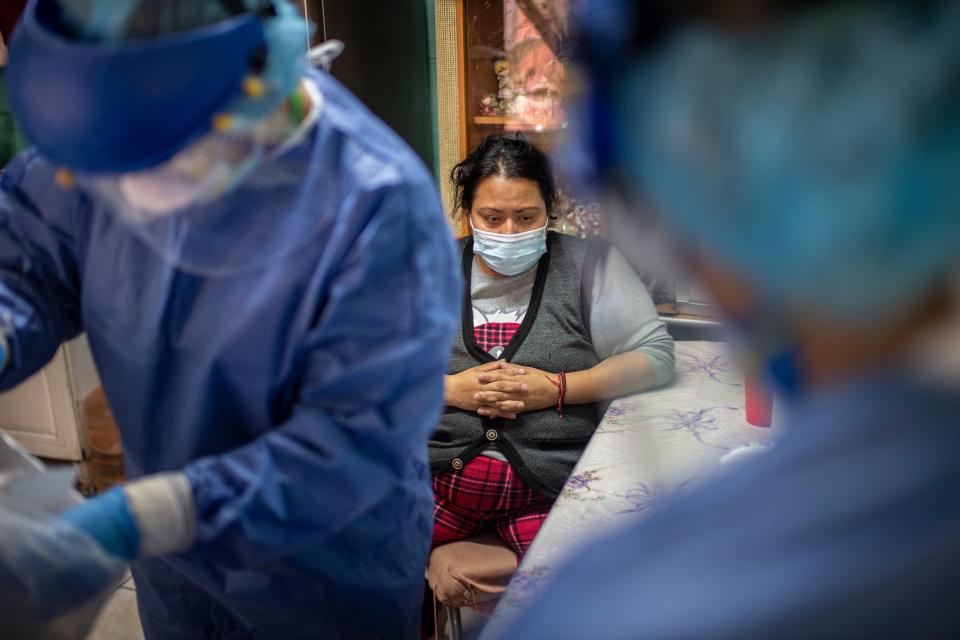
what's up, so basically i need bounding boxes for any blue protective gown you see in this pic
[490,373,960,639]
[0,71,461,639]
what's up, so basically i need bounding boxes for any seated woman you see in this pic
[430,134,675,559]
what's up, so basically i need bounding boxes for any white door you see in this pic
[0,348,82,460]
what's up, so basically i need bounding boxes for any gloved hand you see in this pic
[62,473,196,562]
[58,487,141,560]
[0,510,125,620]
[0,332,9,373]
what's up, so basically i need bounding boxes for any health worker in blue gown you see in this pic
[487,0,960,638]
[0,0,461,637]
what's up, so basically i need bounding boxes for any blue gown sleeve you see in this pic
[0,151,84,390]
[183,176,462,567]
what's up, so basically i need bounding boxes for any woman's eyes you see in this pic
[481,215,537,225]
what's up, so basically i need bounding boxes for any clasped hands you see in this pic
[445,360,560,419]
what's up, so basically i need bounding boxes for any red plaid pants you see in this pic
[432,455,554,558]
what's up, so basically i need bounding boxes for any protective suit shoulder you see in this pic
[308,70,435,195]
[0,148,86,389]
[1,148,90,238]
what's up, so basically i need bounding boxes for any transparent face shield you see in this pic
[76,77,336,277]
[557,65,701,313]
[84,125,269,224]
[72,28,346,225]
[78,62,332,222]
[601,186,697,304]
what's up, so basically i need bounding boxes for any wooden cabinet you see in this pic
[0,349,82,460]
[459,0,568,155]
[436,0,604,239]
[0,338,100,461]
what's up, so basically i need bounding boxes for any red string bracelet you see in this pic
[547,372,567,417]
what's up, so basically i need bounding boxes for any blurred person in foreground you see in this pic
[0,0,460,637]
[488,0,960,637]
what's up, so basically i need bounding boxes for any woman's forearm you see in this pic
[565,351,656,405]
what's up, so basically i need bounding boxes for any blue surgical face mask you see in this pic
[471,220,548,276]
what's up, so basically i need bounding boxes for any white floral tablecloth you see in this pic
[489,341,781,625]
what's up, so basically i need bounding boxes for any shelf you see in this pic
[474,115,521,125]
[472,116,567,132]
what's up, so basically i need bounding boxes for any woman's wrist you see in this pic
[443,374,453,406]
[443,374,461,408]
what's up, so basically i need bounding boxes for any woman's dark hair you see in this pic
[451,133,556,218]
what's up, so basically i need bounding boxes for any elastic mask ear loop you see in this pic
[309,40,345,71]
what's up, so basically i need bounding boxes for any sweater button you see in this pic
[451,458,464,470]
[486,429,499,441]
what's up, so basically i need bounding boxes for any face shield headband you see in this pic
[6,0,268,174]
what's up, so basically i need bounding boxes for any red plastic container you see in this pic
[745,378,773,428]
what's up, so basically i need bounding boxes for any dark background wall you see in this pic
[1,1,440,174]
[311,0,438,174]
[0,0,27,43]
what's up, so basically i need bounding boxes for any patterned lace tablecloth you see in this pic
[490,340,781,625]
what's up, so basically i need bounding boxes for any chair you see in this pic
[426,534,519,640]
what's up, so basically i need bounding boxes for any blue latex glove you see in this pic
[0,512,125,621]
[59,487,141,560]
